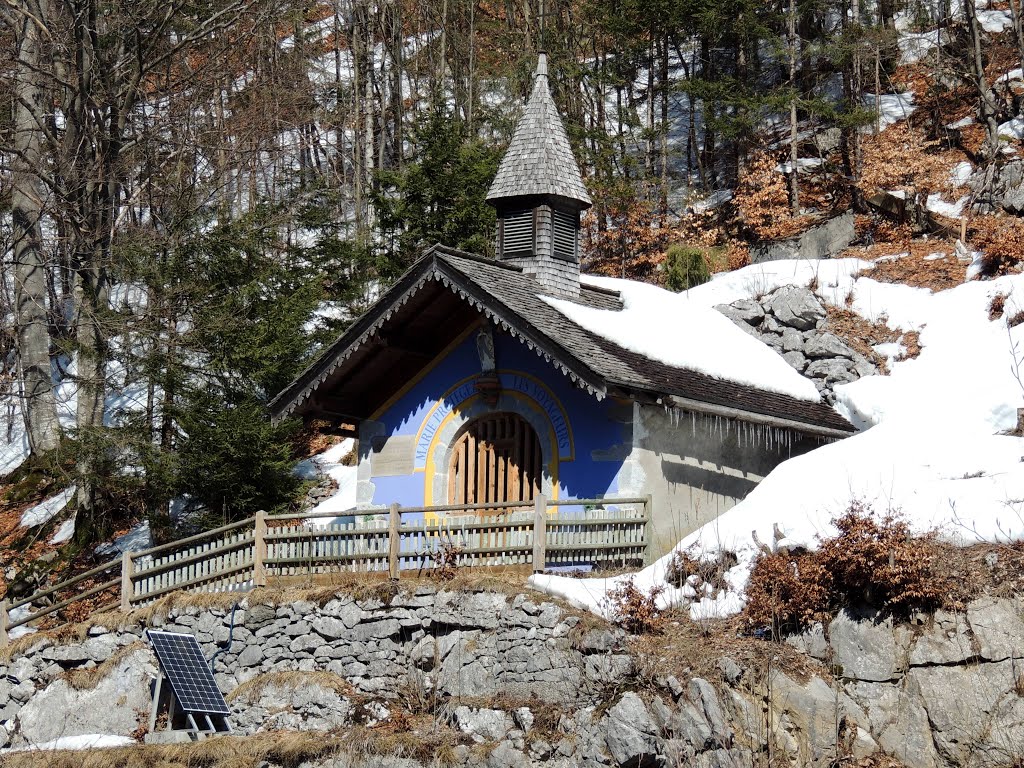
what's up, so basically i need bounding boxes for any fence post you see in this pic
[532,493,547,573]
[388,503,401,580]
[253,510,267,588]
[1,599,8,648]
[643,494,654,566]
[120,551,134,612]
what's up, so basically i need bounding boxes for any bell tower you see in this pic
[486,54,592,298]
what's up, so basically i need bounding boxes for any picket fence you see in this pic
[0,494,650,645]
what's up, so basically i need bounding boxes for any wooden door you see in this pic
[448,413,542,506]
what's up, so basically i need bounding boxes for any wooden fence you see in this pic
[0,494,650,646]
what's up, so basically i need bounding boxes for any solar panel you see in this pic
[147,630,230,716]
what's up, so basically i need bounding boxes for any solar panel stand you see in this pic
[146,630,232,740]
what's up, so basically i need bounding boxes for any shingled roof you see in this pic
[485,54,592,209]
[269,246,855,439]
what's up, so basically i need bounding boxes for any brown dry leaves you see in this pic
[735,152,814,240]
[969,215,1024,277]
[865,245,967,292]
[860,123,969,198]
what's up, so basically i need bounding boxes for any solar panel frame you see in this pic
[147,630,230,716]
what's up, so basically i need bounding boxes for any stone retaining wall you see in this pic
[1,586,1022,768]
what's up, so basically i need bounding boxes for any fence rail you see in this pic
[0,494,650,646]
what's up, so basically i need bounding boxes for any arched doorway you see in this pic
[447,412,542,505]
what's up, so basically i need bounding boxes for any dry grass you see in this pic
[3,720,476,768]
[226,670,354,703]
[630,611,826,687]
[64,641,146,690]
[824,307,901,370]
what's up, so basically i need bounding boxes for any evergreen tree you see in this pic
[374,102,500,271]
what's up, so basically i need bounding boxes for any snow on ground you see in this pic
[19,486,77,528]
[1,734,135,753]
[545,277,822,402]
[926,193,969,219]
[294,438,359,527]
[530,260,1024,622]
[899,30,946,65]
[950,160,974,187]
[50,515,76,544]
[864,92,916,132]
[999,116,1024,141]
[978,9,1013,34]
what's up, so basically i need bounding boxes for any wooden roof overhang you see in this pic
[268,247,609,428]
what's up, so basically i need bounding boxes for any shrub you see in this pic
[603,578,664,634]
[744,503,948,634]
[664,245,711,292]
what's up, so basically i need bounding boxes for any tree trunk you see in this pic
[11,0,61,455]
[788,0,800,214]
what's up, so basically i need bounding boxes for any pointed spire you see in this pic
[486,53,592,209]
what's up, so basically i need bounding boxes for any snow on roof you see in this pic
[530,263,1024,621]
[544,275,822,403]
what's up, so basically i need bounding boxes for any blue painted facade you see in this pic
[358,326,628,512]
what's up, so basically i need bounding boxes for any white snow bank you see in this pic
[298,438,359,527]
[2,734,135,753]
[550,277,822,402]
[899,31,945,65]
[999,116,1024,141]
[997,68,1024,84]
[20,486,77,528]
[531,264,1024,622]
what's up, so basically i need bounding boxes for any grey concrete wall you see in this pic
[617,403,823,557]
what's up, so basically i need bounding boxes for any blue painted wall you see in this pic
[359,326,627,509]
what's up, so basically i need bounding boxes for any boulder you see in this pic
[781,327,804,352]
[751,213,855,263]
[804,332,856,360]
[768,287,826,331]
[805,359,856,384]
[603,692,660,767]
[782,350,808,372]
[453,706,514,742]
[716,299,765,326]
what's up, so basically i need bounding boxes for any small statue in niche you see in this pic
[475,326,500,405]
[476,326,496,373]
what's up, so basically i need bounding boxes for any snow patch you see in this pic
[864,92,916,131]
[978,9,1012,33]
[926,193,968,219]
[950,160,974,187]
[50,515,76,544]
[2,735,136,753]
[301,438,360,527]
[20,486,77,528]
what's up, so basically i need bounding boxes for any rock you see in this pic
[716,299,765,326]
[805,358,856,384]
[578,628,620,653]
[690,678,731,743]
[312,616,349,640]
[967,596,1024,661]
[910,659,1024,766]
[17,648,156,744]
[770,671,868,764]
[785,622,829,661]
[847,681,939,768]
[829,609,906,682]
[782,350,807,371]
[908,610,974,666]
[803,332,856,359]
[780,327,804,352]
[603,692,659,767]
[751,213,855,263]
[453,706,514,742]
[768,287,826,331]
[718,657,742,685]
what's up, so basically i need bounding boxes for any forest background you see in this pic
[0,0,1012,551]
